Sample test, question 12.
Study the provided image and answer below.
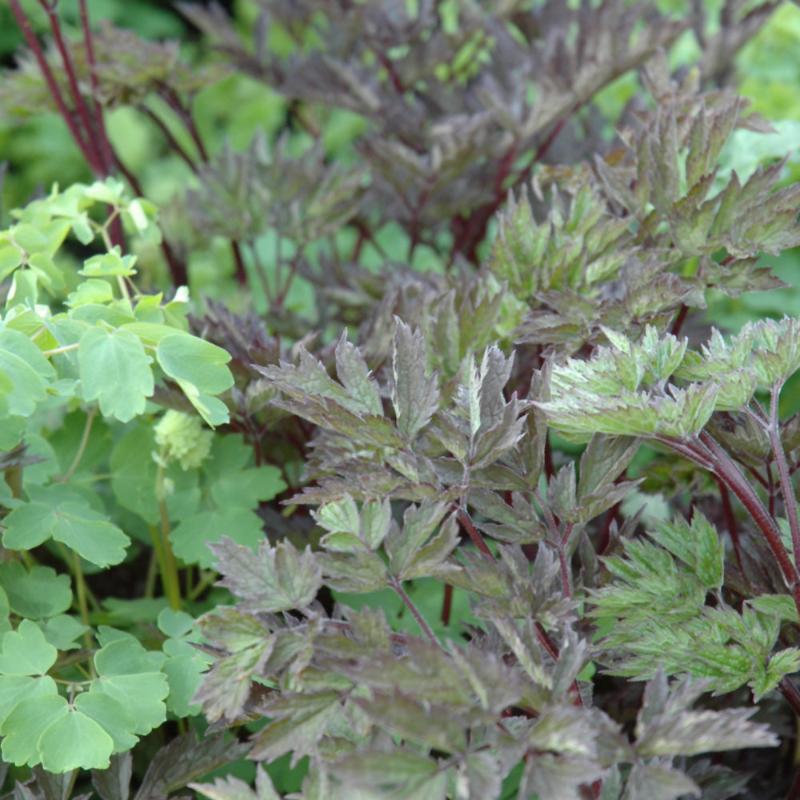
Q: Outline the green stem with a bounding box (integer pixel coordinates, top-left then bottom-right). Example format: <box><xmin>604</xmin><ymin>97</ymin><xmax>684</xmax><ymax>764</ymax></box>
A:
<box><xmin>58</xmin><ymin>407</ymin><xmax>97</xmax><ymax>483</ymax></box>
<box><xmin>155</xmin><ymin>463</ymin><xmax>182</xmax><ymax>609</ymax></box>
<box><xmin>70</xmin><ymin>550</ymin><xmax>95</xmax><ymax>668</ymax></box>
<box><xmin>144</xmin><ymin>549</ymin><xmax>159</xmax><ymax>598</ymax></box>
<box><xmin>43</xmin><ymin>342</ymin><xmax>80</xmax><ymax>357</ymax></box>
<box><xmin>3</xmin><ymin>464</ymin><xmax>23</xmax><ymax>500</ymax></box>
<box><xmin>188</xmin><ymin>569</ymin><xmax>219</xmax><ymax>601</ymax></box>
<box><xmin>158</xmin><ymin>501</ymin><xmax>182</xmax><ymax>610</ymax></box>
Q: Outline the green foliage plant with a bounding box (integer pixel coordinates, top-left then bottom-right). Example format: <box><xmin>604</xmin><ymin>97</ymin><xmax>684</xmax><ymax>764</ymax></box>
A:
<box><xmin>2</xmin><ymin>1</ymin><xmax>800</xmax><ymax>799</ymax></box>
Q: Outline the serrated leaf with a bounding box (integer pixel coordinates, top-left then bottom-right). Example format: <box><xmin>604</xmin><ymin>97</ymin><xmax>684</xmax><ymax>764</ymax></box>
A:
<box><xmin>249</xmin><ymin>692</ymin><xmax>342</xmax><ymax>763</ymax></box>
<box><xmin>194</xmin><ymin>638</ymin><xmax>273</xmax><ymax>723</ymax></box>
<box><xmin>211</xmin><ymin>537</ymin><xmax>322</xmax><ymax>611</ymax></box>
<box><xmin>334</xmin><ymin>334</ymin><xmax>382</xmax><ymax>416</ymax></box>
<box><xmin>386</xmin><ymin>501</ymin><xmax>450</xmax><ymax>577</ymax></box>
<box><xmin>623</xmin><ymin>763</ymin><xmax>699</xmax><ymax>800</ymax></box>
<box><xmin>314</xmin><ymin>496</ymin><xmax>360</xmax><ymax>537</ymax></box>
<box><xmin>192</xmin><ymin>766</ymin><xmax>281</xmax><ymax>800</ymax></box>
<box><xmin>134</xmin><ymin>731</ymin><xmax>247</xmax><ymax>800</ymax></box>
<box><xmin>398</xmin><ymin>513</ymin><xmax>460</xmax><ymax>580</ymax></box>
<box><xmin>92</xmin><ymin>753</ymin><xmax>132</xmax><ymax>800</ymax></box>
<box><xmin>392</xmin><ymin>320</ymin><xmax>439</xmax><ymax>441</ymax></box>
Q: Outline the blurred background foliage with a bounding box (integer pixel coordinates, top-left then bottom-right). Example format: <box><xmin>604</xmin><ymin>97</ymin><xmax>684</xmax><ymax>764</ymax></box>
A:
<box><xmin>1</xmin><ymin>0</ymin><xmax>799</xmax><ymax>326</ymax></box>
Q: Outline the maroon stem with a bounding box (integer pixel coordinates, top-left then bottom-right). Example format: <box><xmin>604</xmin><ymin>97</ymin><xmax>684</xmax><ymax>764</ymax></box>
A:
<box><xmin>456</xmin><ymin>509</ymin><xmax>494</xmax><ymax>559</ymax></box>
<box><xmin>8</xmin><ymin>0</ymin><xmax>99</xmax><ymax>173</ymax></box>
<box><xmin>160</xmin><ymin>85</ymin><xmax>209</xmax><ymax>161</ymax></box>
<box><xmin>558</xmin><ymin>547</ymin><xmax>572</xmax><ymax>599</ymax></box>
<box><xmin>115</xmin><ymin>158</ymin><xmax>188</xmax><ymax>285</ymax></box>
<box><xmin>230</xmin><ymin>241</ymin><xmax>248</xmax><ymax>286</ymax></box>
<box><xmin>670</xmin><ymin>304</ymin><xmax>689</xmax><ymax>337</ymax></box>
<box><xmin>698</xmin><ymin>432</ymin><xmax>799</xmax><ymax>602</ymax></box>
<box><xmin>441</xmin><ymin>583</ymin><xmax>453</xmax><ymax>626</ymax></box>
<box><xmin>139</xmin><ymin>105</ymin><xmax>197</xmax><ymax>169</ymax></box>
<box><xmin>597</xmin><ymin>501</ymin><xmax>621</xmax><ymax>556</ymax></box>
<box><xmin>717</xmin><ymin>478</ymin><xmax>744</xmax><ymax>575</ymax></box>
<box><xmin>768</xmin><ymin>384</ymin><xmax>800</xmax><ymax>573</ymax></box>
<box><xmin>39</xmin><ymin>0</ymin><xmax>105</xmax><ymax>175</ymax></box>
<box><xmin>78</xmin><ymin>0</ymin><xmax>115</xmax><ymax>174</ymax></box>
<box><xmin>544</xmin><ymin>435</ymin><xmax>554</xmax><ymax>479</ymax></box>
<box><xmin>781</xmin><ymin>678</ymin><xmax>800</xmax><ymax>717</ymax></box>
<box><xmin>534</xmin><ymin>623</ymin><xmax>583</xmax><ymax>708</ymax></box>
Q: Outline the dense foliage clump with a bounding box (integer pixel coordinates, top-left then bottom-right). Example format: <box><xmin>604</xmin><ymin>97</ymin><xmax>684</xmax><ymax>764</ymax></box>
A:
<box><xmin>1</xmin><ymin>0</ymin><xmax>800</xmax><ymax>798</ymax></box>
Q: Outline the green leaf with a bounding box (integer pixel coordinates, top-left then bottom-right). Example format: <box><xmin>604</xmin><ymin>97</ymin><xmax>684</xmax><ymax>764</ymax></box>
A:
<box><xmin>80</xmin><ymin>248</ymin><xmax>138</xmax><ymax>278</ymax></box>
<box><xmin>0</xmin><ymin>328</ymin><xmax>55</xmax><ymax>417</ymax></box>
<box><xmin>0</xmin><ymin>562</ymin><xmax>72</xmax><ymax>619</ymax></box>
<box><xmin>170</xmin><ymin>509</ymin><xmax>265</xmax><ymax>568</ymax></box>
<box><xmin>75</xmin><ymin>689</ymin><xmax>139</xmax><ymax>753</ymax></box>
<box><xmin>748</xmin><ymin>594</ymin><xmax>798</xmax><ymax>623</ymax></box>
<box><xmin>38</xmin><ymin>708</ymin><xmax>114</xmax><ymax>772</ymax></box>
<box><xmin>0</xmin><ymin>675</ymin><xmax>57</xmax><ymax>729</ymax></box>
<box><xmin>314</xmin><ymin>496</ymin><xmax>360</xmax><ymax>537</ymax></box>
<box><xmin>157</xmin><ymin>609</ymin><xmax>212</xmax><ymax>717</ymax></box>
<box><xmin>111</xmin><ymin>424</ymin><xmax>200</xmax><ymax>524</ymax></box>
<box><xmin>162</xmin><ymin>642</ymin><xmax>210</xmax><ymax>717</ymax></box>
<box><xmin>0</xmin><ymin>620</ymin><xmax>58</xmax><ymax>676</ymax></box>
<box><xmin>753</xmin><ymin>648</ymin><xmax>800</xmax><ymax>701</ymax></box>
<box><xmin>78</xmin><ymin>327</ymin><xmax>154</xmax><ymax>422</ymax></box>
<box><xmin>1</xmin><ymin>693</ymin><xmax>67</xmax><ymax>767</ymax></box>
<box><xmin>651</xmin><ymin>512</ymin><xmax>724</xmax><ymax>591</ymax></box>
<box><xmin>157</xmin><ymin>609</ymin><xmax>196</xmax><ymax>639</ymax></box>
<box><xmin>156</xmin><ymin>334</ymin><xmax>233</xmax><ymax>426</ymax></box>
<box><xmin>211</xmin><ymin>537</ymin><xmax>322</xmax><ymax>612</ymax></box>
<box><xmin>3</xmin><ymin>488</ymin><xmax>130</xmax><ymax>568</ymax></box>
<box><xmin>93</xmin><ymin>638</ymin><xmax>168</xmax><ymax>736</ymax></box>
<box><xmin>40</xmin><ymin>614</ymin><xmax>89</xmax><ymax>651</ymax></box>
<box><xmin>0</xmin><ymin>244</ymin><xmax>23</xmax><ymax>281</ymax></box>
<box><xmin>209</xmin><ymin>466</ymin><xmax>287</xmax><ymax>509</ymax></box>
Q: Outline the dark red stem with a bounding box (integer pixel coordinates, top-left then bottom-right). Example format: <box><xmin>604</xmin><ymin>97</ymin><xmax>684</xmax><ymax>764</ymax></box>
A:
<box><xmin>457</xmin><ymin>509</ymin><xmax>494</xmax><ymax>559</ymax></box>
<box><xmin>441</xmin><ymin>583</ymin><xmax>453</xmax><ymax>627</ymax></box>
<box><xmin>9</xmin><ymin>0</ymin><xmax>98</xmax><ymax>172</ymax></box>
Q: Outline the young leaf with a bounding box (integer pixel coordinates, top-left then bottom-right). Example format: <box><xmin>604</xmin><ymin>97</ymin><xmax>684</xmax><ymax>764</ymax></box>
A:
<box><xmin>78</xmin><ymin>327</ymin><xmax>154</xmax><ymax>422</ymax></box>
